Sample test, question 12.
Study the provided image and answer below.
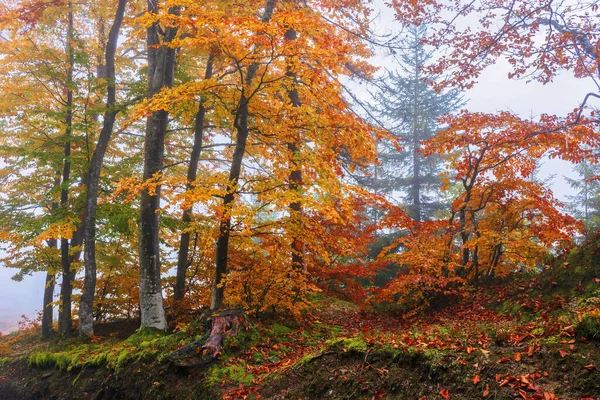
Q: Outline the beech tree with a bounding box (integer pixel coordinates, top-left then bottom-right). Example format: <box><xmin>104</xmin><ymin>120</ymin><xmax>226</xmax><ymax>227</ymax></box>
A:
<box><xmin>137</xmin><ymin>0</ymin><xmax>180</xmax><ymax>330</ymax></box>
<box><xmin>79</xmin><ymin>0</ymin><xmax>128</xmax><ymax>336</ymax></box>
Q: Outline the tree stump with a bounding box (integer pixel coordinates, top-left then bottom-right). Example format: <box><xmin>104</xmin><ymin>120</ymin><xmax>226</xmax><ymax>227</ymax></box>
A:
<box><xmin>166</xmin><ymin>309</ymin><xmax>247</xmax><ymax>368</ymax></box>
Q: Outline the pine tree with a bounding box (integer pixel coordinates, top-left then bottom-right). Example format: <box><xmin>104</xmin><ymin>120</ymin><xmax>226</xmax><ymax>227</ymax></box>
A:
<box><xmin>368</xmin><ymin>25</ymin><xmax>463</xmax><ymax>222</ymax></box>
<box><xmin>566</xmin><ymin>160</ymin><xmax>600</xmax><ymax>234</ymax></box>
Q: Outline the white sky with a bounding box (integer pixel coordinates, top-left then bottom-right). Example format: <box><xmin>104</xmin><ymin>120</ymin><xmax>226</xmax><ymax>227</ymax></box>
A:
<box><xmin>1</xmin><ymin>2</ymin><xmax>598</xmax><ymax>334</ymax></box>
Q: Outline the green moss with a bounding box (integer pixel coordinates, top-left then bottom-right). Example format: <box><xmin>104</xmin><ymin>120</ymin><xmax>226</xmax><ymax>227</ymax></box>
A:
<box><xmin>575</xmin><ymin>315</ymin><xmax>600</xmax><ymax>341</ymax></box>
<box><xmin>0</xmin><ymin>357</ymin><xmax>11</xmax><ymax>366</ymax></box>
<box><xmin>207</xmin><ymin>363</ymin><xmax>255</xmax><ymax>386</ymax></box>
<box><xmin>29</xmin><ymin>352</ymin><xmax>55</xmax><ymax>369</ymax></box>
<box><xmin>531</xmin><ymin>327</ymin><xmax>545</xmax><ymax>336</ymax></box>
<box><xmin>325</xmin><ymin>337</ymin><xmax>368</xmax><ymax>353</ymax></box>
<box><xmin>124</xmin><ymin>327</ymin><xmax>167</xmax><ymax>346</ymax></box>
<box><xmin>252</xmin><ymin>352</ymin><xmax>264</xmax><ymax>363</ymax></box>
<box><xmin>271</xmin><ymin>323</ymin><xmax>293</xmax><ymax>335</ymax></box>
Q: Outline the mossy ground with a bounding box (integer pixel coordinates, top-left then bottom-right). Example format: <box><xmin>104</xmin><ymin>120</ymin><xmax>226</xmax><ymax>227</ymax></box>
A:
<box><xmin>2</xmin><ymin>241</ymin><xmax>600</xmax><ymax>399</ymax></box>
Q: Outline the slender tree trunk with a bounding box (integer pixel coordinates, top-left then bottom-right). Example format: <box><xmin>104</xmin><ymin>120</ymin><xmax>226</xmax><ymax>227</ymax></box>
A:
<box><xmin>79</xmin><ymin>0</ymin><xmax>127</xmax><ymax>336</ymax></box>
<box><xmin>58</xmin><ymin>5</ymin><xmax>75</xmax><ymax>337</ymax></box>
<box><xmin>138</xmin><ymin>1</ymin><xmax>179</xmax><ymax>330</ymax></box>
<box><xmin>412</xmin><ymin>143</ymin><xmax>421</xmax><ymax>223</ymax></box>
<box><xmin>174</xmin><ymin>55</ymin><xmax>214</xmax><ymax>303</ymax></box>
<box><xmin>42</xmin><ymin>175</ymin><xmax>61</xmax><ymax>338</ymax></box>
<box><xmin>284</xmin><ymin>28</ymin><xmax>304</xmax><ymax>275</ymax></box>
<box><xmin>211</xmin><ymin>0</ymin><xmax>277</xmax><ymax>310</ymax></box>
<box><xmin>41</xmin><ymin>240</ymin><xmax>57</xmax><ymax>338</ymax></box>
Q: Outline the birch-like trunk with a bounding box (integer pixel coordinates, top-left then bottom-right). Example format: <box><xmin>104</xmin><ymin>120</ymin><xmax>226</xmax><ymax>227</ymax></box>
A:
<box><xmin>138</xmin><ymin>1</ymin><xmax>179</xmax><ymax>330</ymax></box>
<box><xmin>79</xmin><ymin>0</ymin><xmax>127</xmax><ymax>336</ymax></box>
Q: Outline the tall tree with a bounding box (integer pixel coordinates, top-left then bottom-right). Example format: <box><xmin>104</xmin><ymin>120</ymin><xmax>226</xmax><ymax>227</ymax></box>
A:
<box><xmin>138</xmin><ymin>0</ymin><xmax>179</xmax><ymax>330</ymax></box>
<box><xmin>368</xmin><ymin>25</ymin><xmax>463</xmax><ymax>222</ymax></box>
<box><xmin>173</xmin><ymin>54</ymin><xmax>214</xmax><ymax>303</ymax></box>
<box><xmin>211</xmin><ymin>0</ymin><xmax>277</xmax><ymax>310</ymax></box>
<box><xmin>79</xmin><ymin>0</ymin><xmax>128</xmax><ymax>336</ymax></box>
<box><xmin>57</xmin><ymin>2</ymin><xmax>76</xmax><ymax>337</ymax></box>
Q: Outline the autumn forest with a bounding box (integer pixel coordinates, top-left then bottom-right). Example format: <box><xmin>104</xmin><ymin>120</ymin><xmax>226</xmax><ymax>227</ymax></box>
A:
<box><xmin>0</xmin><ymin>0</ymin><xmax>600</xmax><ymax>399</ymax></box>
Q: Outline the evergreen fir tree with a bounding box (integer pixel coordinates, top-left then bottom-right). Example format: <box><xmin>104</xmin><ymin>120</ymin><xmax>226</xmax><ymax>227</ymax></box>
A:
<box><xmin>367</xmin><ymin>25</ymin><xmax>463</xmax><ymax>222</ymax></box>
<box><xmin>566</xmin><ymin>160</ymin><xmax>600</xmax><ymax>234</ymax></box>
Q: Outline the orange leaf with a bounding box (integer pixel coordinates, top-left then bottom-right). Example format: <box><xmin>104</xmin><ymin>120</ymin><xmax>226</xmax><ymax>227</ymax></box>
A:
<box><xmin>559</xmin><ymin>350</ymin><xmax>568</xmax><ymax>358</ymax></box>
<box><xmin>483</xmin><ymin>384</ymin><xmax>490</xmax><ymax>397</ymax></box>
<box><xmin>514</xmin><ymin>352</ymin><xmax>521</xmax><ymax>362</ymax></box>
<box><xmin>497</xmin><ymin>357</ymin><xmax>511</xmax><ymax>363</ymax></box>
<box><xmin>472</xmin><ymin>375</ymin><xmax>481</xmax><ymax>385</ymax></box>
<box><xmin>439</xmin><ymin>388</ymin><xmax>450</xmax><ymax>399</ymax></box>
<box><xmin>583</xmin><ymin>363</ymin><xmax>596</xmax><ymax>370</ymax></box>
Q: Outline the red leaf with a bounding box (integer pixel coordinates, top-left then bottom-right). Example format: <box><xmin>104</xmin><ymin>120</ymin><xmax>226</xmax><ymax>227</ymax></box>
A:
<box><xmin>559</xmin><ymin>350</ymin><xmax>568</xmax><ymax>358</ymax></box>
<box><xmin>439</xmin><ymin>388</ymin><xmax>450</xmax><ymax>399</ymax></box>
<box><xmin>497</xmin><ymin>357</ymin><xmax>511</xmax><ymax>363</ymax></box>
<box><xmin>472</xmin><ymin>375</ymin><xmax>481</xmax><ymax>385</ymax></box>
<box><xmin>483</xmin><ymin>384</ymin><xmax>490</xmax><ymax>397</ymax></box>
<box><xmin>514</xmin><ymin>352</ymin><xmax>521</xmax><ymax>362</ymax></box>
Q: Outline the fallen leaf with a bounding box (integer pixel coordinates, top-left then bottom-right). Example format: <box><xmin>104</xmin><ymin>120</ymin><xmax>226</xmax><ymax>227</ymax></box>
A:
<box><xmin>514</xmin><ymin>352</ymin><xmax>521</xmax><ymax>362</ymax></box>
<box><xmin>497</xmin><ymin>357</ymin><xmax>511</xmax><ymax>363</ymax></box>
<box><xmin>439</xmin><ymin>388</ymin><xmax>450</xmax><ymax>399</ymax></box>
<box><xmin>559</xmin><ymin>350</ymin><xmax>568</xmax><ymax>358</ymax></box>
<box><xmin>583</xmin><ymin>363</ymin><xmax>596</xmax><ymax>370</ymax></box>
<box><xmin>483</xmin><ymin>384</ymin><xmax>490</xmax><ymax>397</ymax></box>
<box><xmin>472</xmin><ymin>375</ymin><xmax>481</xmax><ymax>385</ymax></box>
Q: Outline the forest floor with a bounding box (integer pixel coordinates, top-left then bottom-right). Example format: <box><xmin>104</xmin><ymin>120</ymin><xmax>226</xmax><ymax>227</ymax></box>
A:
<box><xmin>1</xmin><ymin>243</ymin><xmax>600</xmax><ymax>399</ymax></box>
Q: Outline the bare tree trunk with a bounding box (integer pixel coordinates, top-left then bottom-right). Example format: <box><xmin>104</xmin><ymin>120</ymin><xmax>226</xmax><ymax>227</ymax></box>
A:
<box><xmin>174</xmin><ymin>55</ymin><xmax>214</xmax><ymax>303</ymax></box>
<box><xmin>58</xmin><ymin>5</ymin><xmax>75</xmax><ymax>337</ymax></box>
<box><xmin>79</xmin><ymin>0</ymin><xmax>127</xmax><ymax>336</ymax></box>
<box><xmin>138</xmin><ymin>1</ymin><xmax>179</xmax><ymax>330</ymax></box>
<box><xmin>41</xmin><ymin>238</ymin><xmax>56</xmax><ymax>338</ymax></box>
<box><xmin>42</xmin><ymin>175</ymin><xmax>61</xmax><ymax>338</ymax></box>
<box><xmin>211</xmin><ymin>0</ymin><xmax>277</xmax><ymax>310</ymax></box>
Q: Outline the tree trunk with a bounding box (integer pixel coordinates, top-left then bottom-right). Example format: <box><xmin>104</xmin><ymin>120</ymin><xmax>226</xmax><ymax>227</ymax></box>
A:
<box><xmin>41</xmin><ymin>239</ymin><xmax>56</xmax><ymax>338</ymax></box>
<box><xmin>79</xmin><ymin>0</ymin><xmax>127</xmax><ymax>336</ymax></box>
<box><xmin>284</xmin><ymin>28</ymin><xmax>304</xmax><ymax>279</ymax></box>
<box><xmin>211</xmin><ymin>0</ymin><xmax>277</xmax><ymax>310</ymax></box>
<box><xmin>174</xmin><ymin>55</ymin><xmax>214</xmax><ymax>303</ymax></box>
<box><xmin>138</xmin><ymin>1</ymin><xmax>179</xmax><ymax>330</ymax></box>
<box><xmin>42</xmin><ymin>175</ymin><xmax>61</xmax><ymax>338</ymax></box>
<box><xmin>165</xmin><ymin>309</ymin><xmax>247</xmax><ymax>367</ymax></box>
<box><xmin>411</xmin><ymin>138</ymin><xmax>422</xmax><ymax>222</ymax></box>
<box><xmin>58</xmin><ymin>5</ymin><xmax>75</xmax><ymax>337</ymax></box>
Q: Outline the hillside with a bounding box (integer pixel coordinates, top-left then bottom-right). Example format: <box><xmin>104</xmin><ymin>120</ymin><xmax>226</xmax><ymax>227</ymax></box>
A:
<box><xmin>1</xmin><ymin>238</ymin><xmax>600</xmax><ymax>400</ymax></box>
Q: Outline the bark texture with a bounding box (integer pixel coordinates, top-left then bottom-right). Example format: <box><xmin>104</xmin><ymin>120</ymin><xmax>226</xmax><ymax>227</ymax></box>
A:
<box><xmin>138</xmin><ymin>1</ymin><xmax>179</xmax><ymax>330</ymax></box>
<box><xmin>79</xmin><ymin>0</ymin><xmax>127</xmax><ymax>336</ymax></box>
<box><xmin>284</xmin><ymin>27</ymin><xmax>304</xmax><ymax>274</ymax></box>
<box><xmin>58</xmin><ymin>5</ymin><xmax>75</xmax><ymax>337</ymax></box>
<box><xmin>165</xmin><ymin>309</ymin><xmax>247</xmax><ymax>367</ymax></box>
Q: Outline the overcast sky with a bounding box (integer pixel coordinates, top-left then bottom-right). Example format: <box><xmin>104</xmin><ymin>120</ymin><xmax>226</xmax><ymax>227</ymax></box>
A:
<box><xmin>1</xmin><ymin>2</ymin><xmax>597</xmax><ymax>334</ymax></box>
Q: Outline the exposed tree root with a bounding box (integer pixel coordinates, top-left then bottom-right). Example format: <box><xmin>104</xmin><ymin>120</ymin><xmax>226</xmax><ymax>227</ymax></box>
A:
<box><xmin>166</xmin><ymin>309</ymin><xmax>248</xmax><ymax>368</ymax></box>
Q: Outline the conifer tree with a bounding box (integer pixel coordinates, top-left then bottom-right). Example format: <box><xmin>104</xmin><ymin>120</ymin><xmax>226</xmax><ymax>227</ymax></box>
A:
<box><xmin>368</xmin><ymin>25</ymin><xmax>463</xmax><ymax>222</ymax></box>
